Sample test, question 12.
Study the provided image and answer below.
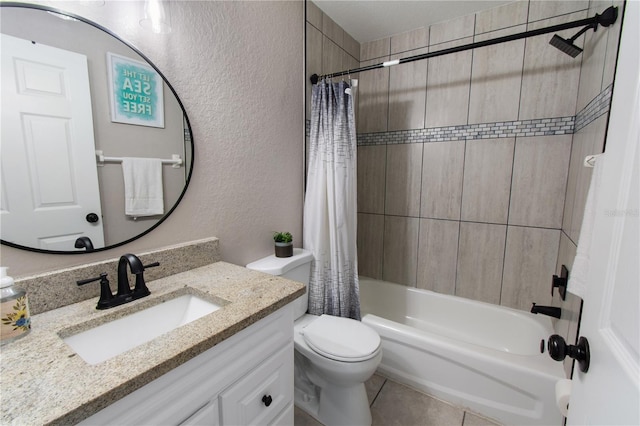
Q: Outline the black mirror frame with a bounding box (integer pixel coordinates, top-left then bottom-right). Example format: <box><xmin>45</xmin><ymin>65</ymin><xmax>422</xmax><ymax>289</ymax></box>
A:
<box><xmin>0</xmin><ymin>2</ymin><xmax>195</xmax><ymax>255</ymax></box>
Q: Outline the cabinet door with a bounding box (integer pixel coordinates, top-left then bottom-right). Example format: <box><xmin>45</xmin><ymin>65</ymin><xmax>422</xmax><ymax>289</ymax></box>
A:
<box><xmin>180</xmin><ymin>400</ymin><xmax>219</xmax><ymax>426</ymax></box>
<box><xmin>219</xmin><ymin>344</ymin><xmax>294</xmax><ymax>425</ymax></box>
<box><xmin>269</xmin><ymin>403</ymin><xmax>294</xmax><ymax>426</ymax></box>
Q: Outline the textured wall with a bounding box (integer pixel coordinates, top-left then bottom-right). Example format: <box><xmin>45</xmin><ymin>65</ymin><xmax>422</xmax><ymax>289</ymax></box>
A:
<box><xmin>2</xmin><ymin>0</ymin><xmax>304</xmax><ymax>276</ymax></box>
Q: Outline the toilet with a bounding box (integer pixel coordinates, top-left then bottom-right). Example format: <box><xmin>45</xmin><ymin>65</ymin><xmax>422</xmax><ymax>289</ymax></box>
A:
<box><xmin>247</xmin><ymin>248</ymin><xmax>382</xmax><ymax>426</ymax></box>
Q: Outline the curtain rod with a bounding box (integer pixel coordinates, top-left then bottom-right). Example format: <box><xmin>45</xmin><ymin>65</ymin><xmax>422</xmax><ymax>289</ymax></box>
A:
<box><xmin>310</xmin><ymin>6</ymin><xmax>617</xmax><ymax>84</ymax></box>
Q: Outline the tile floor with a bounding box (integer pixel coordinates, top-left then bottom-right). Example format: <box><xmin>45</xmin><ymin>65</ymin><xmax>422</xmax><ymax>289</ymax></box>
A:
<box><xmin>294</xmin><ymin>373</ymin><xmax>501</xmax><ymax>426</ymax></box>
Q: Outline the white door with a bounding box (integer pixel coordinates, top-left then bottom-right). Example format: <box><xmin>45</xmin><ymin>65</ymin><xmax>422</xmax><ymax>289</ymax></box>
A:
<box><xmin>0</xmin><ymin>34</ymin><xmax>105</xmax><ymax>251</ymax></box>
<box><xmin>567</xmin><ymin>2</ymin><xmax>639</xmax><ymax>424</ymax></box>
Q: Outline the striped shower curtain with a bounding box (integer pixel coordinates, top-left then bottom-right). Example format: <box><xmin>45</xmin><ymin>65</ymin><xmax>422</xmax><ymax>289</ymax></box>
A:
<box><xmin>303</xmin><ymin>79</ymin><xmax>360</xmax><ymax>320</ymax></box>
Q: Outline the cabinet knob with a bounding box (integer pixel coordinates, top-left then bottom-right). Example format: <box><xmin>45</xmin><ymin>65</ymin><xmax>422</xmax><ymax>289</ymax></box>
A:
<box><xmin>262</xmin><ymin>395</ymin><xmax>273</xmax><ymax>407</ymax></box>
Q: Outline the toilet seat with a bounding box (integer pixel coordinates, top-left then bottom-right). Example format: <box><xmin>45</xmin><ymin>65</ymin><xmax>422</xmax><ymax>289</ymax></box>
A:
<box><xmin>301</xmin><ymin>314</ymin><xmax>380</xmax><ymax>362</ymax></box>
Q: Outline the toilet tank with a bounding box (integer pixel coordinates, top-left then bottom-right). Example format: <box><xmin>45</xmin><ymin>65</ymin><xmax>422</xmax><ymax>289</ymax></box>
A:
<box><xmin>246</xmin><ymin>248</ymin><xmax>313</xmax><ymax>319</ymax></box>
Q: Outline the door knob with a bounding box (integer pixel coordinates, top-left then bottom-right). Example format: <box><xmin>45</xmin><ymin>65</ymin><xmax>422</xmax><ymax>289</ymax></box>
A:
<box><xmin>547</xmin><ymin>334</ymin><xmax>590</xmax><ymax>373</ymax></box>
<box><xmin>86</xmin><ymin>213</ymin><xmax>99</xmax><ymax>223</ymax></box>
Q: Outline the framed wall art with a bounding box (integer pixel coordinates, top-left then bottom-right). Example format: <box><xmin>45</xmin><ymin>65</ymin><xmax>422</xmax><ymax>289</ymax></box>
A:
<box><xmin>107</xmin><ymin>52</ymin><xmax>164</xmax><ymax>128</ymax></box>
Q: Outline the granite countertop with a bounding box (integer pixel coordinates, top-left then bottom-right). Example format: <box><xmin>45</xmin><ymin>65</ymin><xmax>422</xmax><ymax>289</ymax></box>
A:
<box><xmin>0</xmin><ymin>261</ymin><xmax>305</xmax><ymax>425</ymax></box>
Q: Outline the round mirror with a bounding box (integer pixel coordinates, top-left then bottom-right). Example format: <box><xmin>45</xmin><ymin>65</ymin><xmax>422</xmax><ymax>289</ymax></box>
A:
<box><xmin>0</xmin><ymin>3</ymin><xmax>194</xmax><ymax>254</ymax></box>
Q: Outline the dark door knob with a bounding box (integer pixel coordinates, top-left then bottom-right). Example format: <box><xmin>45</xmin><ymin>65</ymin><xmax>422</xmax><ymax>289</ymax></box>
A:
<box><xmin>262</xmin><ymin>395</ymin><xmax>273</xmax><ymax>407</ymax></box>
<box><xmin>547</xmin><ymin>334</ymin><xmax>590</xmax><ymax>373</ymax></box>
<box><xmin>86</xmin><ymin>213</ymin><xmax>99</xmax><ymax>223</ymax></box>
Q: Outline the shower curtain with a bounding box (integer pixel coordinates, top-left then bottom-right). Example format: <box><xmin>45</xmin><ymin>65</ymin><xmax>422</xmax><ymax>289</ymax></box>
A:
<box><xmin>303</xmin><ymin>79</ymin><xmax>360</xmax><ymax>320</ymax></box>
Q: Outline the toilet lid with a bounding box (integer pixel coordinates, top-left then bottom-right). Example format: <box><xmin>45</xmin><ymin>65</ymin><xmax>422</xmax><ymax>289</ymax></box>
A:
<box><xmin>301</xmin><ymin>315</ymin><xmax>380</xmax><ymax>362</ymax></box>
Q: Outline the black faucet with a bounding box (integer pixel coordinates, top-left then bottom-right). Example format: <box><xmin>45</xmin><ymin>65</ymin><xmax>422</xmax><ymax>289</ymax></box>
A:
<box><xmin>76</xmin><ymin>254</ymin><xmax>159</xmax><ymax>310</ymax></box>
<box><xmin>117</xmin><ymin>253</ymin><xmax>144</xmax><ymax>297</ymax></box>
<box><xmin>117</xmin><ymin>254</ymin><xmax>160</xmax><ymax>300</ymax></box>
<box><xmin>531</xmin><ymin>303</ymin><xmax>562</xmax><ymax>319</ymax></box>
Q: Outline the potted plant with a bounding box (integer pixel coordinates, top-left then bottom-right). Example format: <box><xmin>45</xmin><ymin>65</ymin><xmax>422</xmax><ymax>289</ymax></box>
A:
<box><xmin>273</xmin><ymin>231</ymin><xmax>293</xmax><ymax>258</ymax></box>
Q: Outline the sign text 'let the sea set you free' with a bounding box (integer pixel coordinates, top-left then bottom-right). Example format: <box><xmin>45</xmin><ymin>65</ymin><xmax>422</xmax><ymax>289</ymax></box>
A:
<box><xmin>108</xmin><ymin>52</ymin><xmax>164</xmax><ymax>128</ymax></box>
<box><xmin>120</xmin><ymin>68</ymin><xmax>153</xmax><ymax>115</ymax></box>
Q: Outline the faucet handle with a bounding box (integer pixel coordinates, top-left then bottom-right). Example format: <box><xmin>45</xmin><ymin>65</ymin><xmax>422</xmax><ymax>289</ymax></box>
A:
<box><xmin>77</xmin><ymin>273</ymin><xmax>106</xmax><ymax>286</ymax></box>
<box><xmin>133</xmin><ymin>261</ymin><xmax>160</xmax><ymax>297</ymax></box>
<box><xmin>551</xmin><ymin>264</ymin><xmax>569</xmax><ymax>301</ymax></box>
<box><xmin>77</xmin><ymin>273</ymin><xmax>115</xmax><ymax>310</ymax></box>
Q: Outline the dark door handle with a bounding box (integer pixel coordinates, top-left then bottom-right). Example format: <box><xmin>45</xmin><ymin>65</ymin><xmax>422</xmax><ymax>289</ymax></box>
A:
<box><xmin>86</xmin><ymin>213</ymin><xmax>99</xmax><ymax>223</ymax></box>
<box><xmin>547</xmin><ymin>334</ymin><xmax>590</xmax><ymax>373</ymax></box>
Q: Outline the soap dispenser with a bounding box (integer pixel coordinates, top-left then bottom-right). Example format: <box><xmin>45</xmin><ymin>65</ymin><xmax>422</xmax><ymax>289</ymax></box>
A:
<box><xmin>0</xmin><ymin>267</ymin><xmax>31</xmax><ymax>345</ymax></box>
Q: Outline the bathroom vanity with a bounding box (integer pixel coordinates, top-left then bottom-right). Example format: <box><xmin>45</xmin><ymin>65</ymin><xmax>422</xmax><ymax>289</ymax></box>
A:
<box><xmin>0</xmin><ymin>262</ymin><xmax>304</xmax><ymax>425</ymax></box>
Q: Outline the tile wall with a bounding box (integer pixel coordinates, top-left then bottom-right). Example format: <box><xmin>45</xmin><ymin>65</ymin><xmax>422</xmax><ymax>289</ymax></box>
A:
<box><xmin>305</xmin><ymin>2</ymin><xmax>360</xmax><ymax>121</ymax></box>
<box><xmin>552</xmin><ymin>0</ymin><xmax>624</xmax><ymax>377</ymax></box>
<box><xmin>306</xmin><ymin>0</ymin><xmax>624</xmax><ymax>376</ymax></box>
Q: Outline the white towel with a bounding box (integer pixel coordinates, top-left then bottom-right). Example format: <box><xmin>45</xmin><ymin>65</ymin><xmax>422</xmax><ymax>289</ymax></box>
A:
<box><xmin>122</xmin><ymin>158</ymin><xmax>164</xmax><ymax>217</ymax></box>
<box><xmin>568</xmin><ymin>154</ymin><xmax>605</xmax><ymax>298</ymax></box>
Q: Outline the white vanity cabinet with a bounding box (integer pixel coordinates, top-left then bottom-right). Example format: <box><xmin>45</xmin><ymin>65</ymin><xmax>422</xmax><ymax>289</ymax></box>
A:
<box><xmin>80</xmin><ymin>305</ymin><xmax>295</xmax><ymax>426</ymax></box>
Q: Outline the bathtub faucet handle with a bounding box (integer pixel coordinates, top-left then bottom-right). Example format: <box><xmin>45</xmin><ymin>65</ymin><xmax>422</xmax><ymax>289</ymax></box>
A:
<box><xmin>551</xmin><ymin>265</ymin><xmax>569</xmax><ymax>301</ymax></box>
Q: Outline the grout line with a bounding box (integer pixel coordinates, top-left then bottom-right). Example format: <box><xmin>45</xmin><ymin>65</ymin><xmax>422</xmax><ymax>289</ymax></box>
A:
<box><xmin>468</xmin><ymin>13</ymin><xmax>476</xmax><ymax>127</ymax></box>
<box><xmin>370</xmin><ymin>377</ymin><xmax>387</xmax><ymax>407</ymax></box>
<box><xmin>559</xmin><ymin>134</ymin><xmax>574</xmax><ymax>242</ymax></box>
<box><xmin>305</xmin><ymin>19</ymin><xmax>358</xmax><ymax>64</ymax></box>
<box><xmin>572</xmin><ymin>8</ymin><xmax>587</xmax><ymax>115</ymax></box>
<box><xmin>563</xmin><ymin>228</ymin><xmax>577</xmax><ymax>247</ymax></box>
<box><xmin>385</xmin><ymin>37</ymin><xmax>391</xmax><ymax>134</ymax></box>
<box><xmin>414</xmin><ymin>140</ymin><xmax>426</xmax><ymax>289</ymax></box>
<box><xmin>455</xmin><ymin>14</ymin><xmax>477</xmax><ymax>300</ymax></box>
<box><xmin>516</xmin><ymin>0</ymin><xmax>529</xmax><ymax>122</ymax></box>
<box><xmin>498</xmin><ymin>138</ymin><xmax>518</xmax><ymax>306</ymax></box>
<box><xmin>356</xmin><ymin>212</ymin><xmax>564</xmax><ymax>232</ymax></box>
<box><xmin>454</xmin><ymin>139</ymin><xmax>468</xmax><ymax>297</ymax></box>
<box><xmin>380</xmin><ymin>143</ymin><xmax>388</xmax><ymax>280</ymax></box>
<box><xmin>423</xmin><ymin>28</ymin><xmax>430</xmax><ymax>131</ymax></box>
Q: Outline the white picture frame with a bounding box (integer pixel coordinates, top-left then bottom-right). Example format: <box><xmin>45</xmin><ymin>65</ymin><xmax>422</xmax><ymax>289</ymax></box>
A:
<box><xmin>107</xmin><ymin>52</ymin><xmax>164</xmax><ymax>128</ymax></box>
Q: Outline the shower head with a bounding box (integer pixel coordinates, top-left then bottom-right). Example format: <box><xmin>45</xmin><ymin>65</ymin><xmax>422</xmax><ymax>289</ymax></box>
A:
<box><xmin>549</xmin><ymin>34</ymin><xmax>583</xmax><ymax>58</ymax></box>
<box><xmin>549</xmin><ymin>5</ymin><xmax>618</xmax><ymax>57</ymax></box>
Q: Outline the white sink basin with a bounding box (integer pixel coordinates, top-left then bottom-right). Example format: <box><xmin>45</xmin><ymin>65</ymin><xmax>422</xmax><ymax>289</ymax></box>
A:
<box><xmin>63</xmin><ymin>294</ymin><xmax>221</xmax><ymax>365</ymax></box>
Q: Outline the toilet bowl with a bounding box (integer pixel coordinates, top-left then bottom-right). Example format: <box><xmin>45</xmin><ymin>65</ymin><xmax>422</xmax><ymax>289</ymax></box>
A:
<box><xmin>247</xmin><ymin>249</ymin><xmax>381</xmax><ymax>426</ymax></box>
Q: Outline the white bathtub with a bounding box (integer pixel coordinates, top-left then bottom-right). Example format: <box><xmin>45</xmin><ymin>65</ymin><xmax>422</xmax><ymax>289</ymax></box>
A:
<box><xmin>359</xmin><ymin>277</ymin><xmax>565</xmax><ymax>426</ymax></box>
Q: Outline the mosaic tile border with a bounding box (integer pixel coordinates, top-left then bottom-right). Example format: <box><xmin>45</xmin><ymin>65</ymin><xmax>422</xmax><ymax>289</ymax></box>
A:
<box><xmin>305</xmin><ymin>86</ymin><xmax>612</xmax><ymax>143</ymax></box>
<box><xmin>574</xmin><ymin>84</ymin><xmax>612</xmax><ymax>132</ymax></box>
<box><xmin>356</xmin><ymin>117</ymin><xmax>574</xmax><ymax>146</ymax></box>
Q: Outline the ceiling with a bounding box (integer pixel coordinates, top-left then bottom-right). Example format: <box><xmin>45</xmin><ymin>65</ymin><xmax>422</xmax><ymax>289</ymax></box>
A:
<box><xmin>313</xmin><ymin>0</ymin><xmax>514</xmax><ymax>43</ymax></box>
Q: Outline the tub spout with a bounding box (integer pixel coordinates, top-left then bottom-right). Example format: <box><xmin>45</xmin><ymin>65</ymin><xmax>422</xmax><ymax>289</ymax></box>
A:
<box><xmin>530</xmin><ymin>303</ymin><xmax>561</xmax><ymax>319</ymax></box>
